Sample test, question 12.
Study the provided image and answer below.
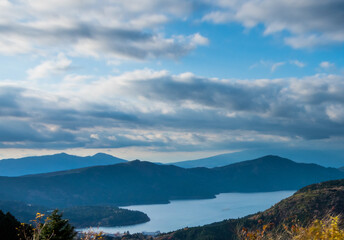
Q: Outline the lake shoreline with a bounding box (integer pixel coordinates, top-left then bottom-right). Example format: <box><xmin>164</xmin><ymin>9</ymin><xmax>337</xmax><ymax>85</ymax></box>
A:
<box><xmin>79</xmin><ymin>191</ymin><xmax>296</xmax><ymax>234</ymax></box>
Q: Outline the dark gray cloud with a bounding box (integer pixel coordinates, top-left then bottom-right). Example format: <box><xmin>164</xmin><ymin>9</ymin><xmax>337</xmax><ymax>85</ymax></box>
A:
<box><xmin>0</xmin><ymin>72</ymin><xmax>343</xmax><ymax>151</ymax></box>
<box><xmin>0</xmin><ymin>119</ymin><xmax>75</xmax><ymax>143</ymax></box>
<box><xmin>0</xmin><ymin>87</ymin><xmax>28</xmax><ymax>117</ymax></box>
<box><xmin>131</xmin><ymin>77</ymin><xmax>275</xmax><ymax>111</ymax></box>
<box><xmin>0</xmin><ymin>23</ymin><xmax>203</xmax><ymax>59</ymax></box>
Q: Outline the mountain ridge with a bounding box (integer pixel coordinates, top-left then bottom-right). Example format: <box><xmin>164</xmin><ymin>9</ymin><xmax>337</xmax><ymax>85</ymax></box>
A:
<box><xmin>0</xmin><ymin>155</ymin><xmax>342</xmax><ymax>208</ymax></box>
<box><xmin>0</xmin><ymin>152</ymin><xmax>127</xmax><ymax>176</ymax></box>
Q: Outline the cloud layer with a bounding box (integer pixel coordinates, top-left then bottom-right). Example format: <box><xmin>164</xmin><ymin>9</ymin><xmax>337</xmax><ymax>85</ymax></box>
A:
<box><xmin>2</xmin><ymin>0</ymin><xmax>343</xmax><ymax>59</ymax></box>
<box><xmin>0</xmin><ymin>0</ymin><xmax>343</xmax><ymax>157</ymax></box>
<box><xmin>1</xmin><ymin>69</ymin><xmax>343</xmax><ymax>151</ymax></box>
<box><xmin>0</xmin><ymin>0</ymin><xmax>207</xmax><ymax>59</ymax></box>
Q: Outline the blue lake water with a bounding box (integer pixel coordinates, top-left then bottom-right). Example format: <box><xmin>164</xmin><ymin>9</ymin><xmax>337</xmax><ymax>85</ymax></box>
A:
<box><xmin>89</xmin><ymin>191</ymin><xmax>295</xmax><ymax>234</ymax></box>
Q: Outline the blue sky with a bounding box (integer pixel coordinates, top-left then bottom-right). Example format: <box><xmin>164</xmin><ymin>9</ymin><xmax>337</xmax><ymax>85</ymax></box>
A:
<box><xmin>0</xmin><ymin>0</ymin><xmax>344</xmax><ymax>162</ymax></box>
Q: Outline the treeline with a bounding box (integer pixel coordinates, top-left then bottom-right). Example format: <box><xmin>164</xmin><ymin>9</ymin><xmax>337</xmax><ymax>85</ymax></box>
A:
<box><xmin>0</xmin><ymin>201</ymin><xmax>149</xmax><ymax>228</ymax></box>
<box><xmin>64</xmin><ymin>206</ymin><xmax>150</xmax><ymax>228</ymax></box>
<box><xmin>0</xmin><ymin>209</ymin><xmax>153</xmax><ymax>240</ymax></box>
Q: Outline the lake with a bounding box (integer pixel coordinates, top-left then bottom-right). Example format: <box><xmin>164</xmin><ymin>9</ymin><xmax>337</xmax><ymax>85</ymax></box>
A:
<box><xmin>89</xmin><ymin>191</ymin><xmax>295</xmax><ymax>234</ymax></box>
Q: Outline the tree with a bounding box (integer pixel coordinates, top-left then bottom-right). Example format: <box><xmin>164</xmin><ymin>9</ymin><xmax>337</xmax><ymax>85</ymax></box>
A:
<box><xmin>0</xmin><ymin>210</ymin><xmax>29</xmax><ymax>240</ymax></box>
<box><xmin>40</xmin><ymin>210</ymin><xmax>76</xmax><ymax>240</ymax></box>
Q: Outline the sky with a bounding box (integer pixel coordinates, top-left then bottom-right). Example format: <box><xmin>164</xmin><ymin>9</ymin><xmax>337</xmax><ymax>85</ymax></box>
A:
<box><xmin>0</xmin><ymin>0</ymin><xmax>344</xmax><ymax>162</ymax></box>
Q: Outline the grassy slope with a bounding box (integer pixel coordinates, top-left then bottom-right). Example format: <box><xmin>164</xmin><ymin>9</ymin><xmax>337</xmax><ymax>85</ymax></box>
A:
<box><xmin>157</xmin><ymin>179</ymin><xmax>344</xmax><ymax>240</ymax></box>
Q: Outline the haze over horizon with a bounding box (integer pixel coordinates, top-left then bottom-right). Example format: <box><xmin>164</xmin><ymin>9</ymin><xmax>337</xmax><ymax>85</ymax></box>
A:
<box><xmin>1</xmin><ymin>0</ymin><xmax>344</xmax><ymax>162</ymax></box>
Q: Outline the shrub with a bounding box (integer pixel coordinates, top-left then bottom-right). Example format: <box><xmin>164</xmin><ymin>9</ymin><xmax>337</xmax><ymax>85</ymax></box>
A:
<box><xmin>240</xmin><ymin>215</ymin><xmax>344</xmax><ymax>240</ymax></box>
<box><xmin>18</xmin><ymin>210</ymin><xmax>76</xmax><ymax>240</ymax></box>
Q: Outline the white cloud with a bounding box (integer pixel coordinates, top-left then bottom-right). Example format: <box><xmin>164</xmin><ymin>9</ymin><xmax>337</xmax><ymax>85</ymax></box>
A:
<box><xmin>204</xmin><ymin>0</ymin><xmax>344</xmax><ymax>48</ymax></box>
<box><xmin>290</xmin><ymin>60</ymin><xmax>305</xmax><ymax>68</ymax></box>
<box><xmin>27</xmin><ymin>53</ymin><xmax>71</xmax><ymax>80</ymax></box>
<box><xmin>251</xmin><ymin>60</ymin><xmax>304</xmax><ymax>72</ymax></box>
<box><xmin>271</xmin><ymin>62</ymin><xmax>285</xmax><ymax>72</ymax></box>
<box><xmin>284</xmin><ymin>34</ymin><xmax>337</xmax><ymax>49</ymax></box>
<box><xmin>326</xmin><ymin>105</ymin><xmax>344</xmax><ymax>123</ymax></box>
<box><xmin>0</xmin><ymin>0</ymin><xmax>204</xmax><ymax>60</ymax></box>
<box><xmin>107</xmin><ymin>136</ymin><xmax>117</xmax><ymax>141</ymax></box>
<box><xmin>190</xmin><ymin>33</ymin><xmax>210</xmax><ymax>46</ymax></box>
<box><xmin>128</xmin><ymin>14</ymin><xmax>169</xmax><ymax>29</ymax></box>
<box><xmin>320</xmin><ymin>61</ymin><xmax>335</xmax><ymax>69</ymax></box>
<box><xmin>202</xmin><ymin>11</ymin><xmax>231</xmax><ymax>23</ymax></box>
<box><xmin>90</xmin><ymin>134</ymin><xmax>100</xmax><ymax>140</ymax></box>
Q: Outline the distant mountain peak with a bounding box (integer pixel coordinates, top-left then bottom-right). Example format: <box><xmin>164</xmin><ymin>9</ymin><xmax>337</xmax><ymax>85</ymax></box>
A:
<box><xmin>129</xmin><ymin>159</ymin><xmax>148</xmax><ymax>165</ymax></box>
<box><xmin>234</xmin><ymin>155</ymin><xmax>296</xmax><ymax>167</ymax></box>
<box><xmin>261</xmin><ymin>154</ymin><xmax>280</xmax><ymax>158</ymax></box>
<box><xmin>53</xmin><ymin>152</ymin><xmax>69</xmax><ymax>156</ymax></box>
<box><xmin>126</xmin><ymin>159</ymin><xmax>161</xmax><ymax>168</ymax></box>
<box><xmin>91</xmin><ymin>153</ymin><xmax>118</xmax><ymax>160</ymax></box>
<box><xmin>257</xmin><ymin>155</ymin><xmax>291</xmax><ymax>161</ymax></box>
<box><xmin>92</xmin><ymin>152</ymin><xmax>113</xmax><ymax>157</ymax></box>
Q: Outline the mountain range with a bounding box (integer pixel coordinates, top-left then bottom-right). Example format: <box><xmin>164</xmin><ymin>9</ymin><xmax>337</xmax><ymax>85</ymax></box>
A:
<box><xmin>1</xmin><ymin>150</ymin><xmax>344</xmax><ymax>177</ymax></box>
<box><xmin>0</xmin><ymin>152</ymin><xmax>126</xmax><ymax>176</ymax></box>
<box><xmin>0</xmin><ymin>155</ymin><xmax>342</xmax><ymax>208</ymax></box>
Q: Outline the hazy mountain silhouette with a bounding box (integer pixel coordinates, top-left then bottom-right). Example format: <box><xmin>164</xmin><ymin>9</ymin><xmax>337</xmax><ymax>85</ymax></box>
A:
<box><xmin>0</xmin><ymin>153</ymin><xmax>126</xmax><ymax>176</ymax></box>
<box><xmin>172</xmin><ymin>149</ymin><xmax>344</xmax><ymax>168</ymax></box>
